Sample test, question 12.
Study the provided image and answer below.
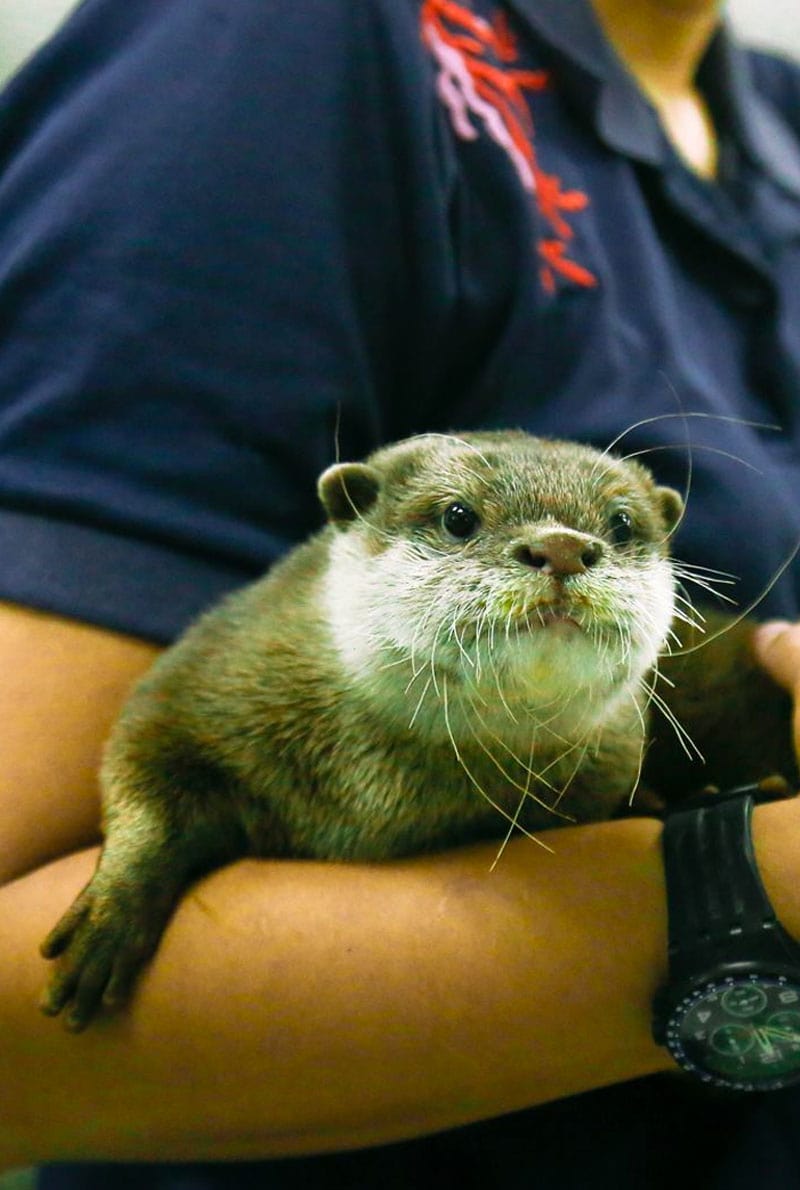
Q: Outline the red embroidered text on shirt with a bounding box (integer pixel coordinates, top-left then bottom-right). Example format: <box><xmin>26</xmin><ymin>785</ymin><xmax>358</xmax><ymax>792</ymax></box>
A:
<box><xmin>421</xmin><ymin>0</ymin><xmax>597</xmax><ymax>293</ymax></box>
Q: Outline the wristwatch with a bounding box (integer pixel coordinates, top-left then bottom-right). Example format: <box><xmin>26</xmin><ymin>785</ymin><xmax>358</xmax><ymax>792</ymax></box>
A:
<box><xmin>652</xmin><ymin>780</ymin><xmax>800</xmax><ymax>1091</ymax></box>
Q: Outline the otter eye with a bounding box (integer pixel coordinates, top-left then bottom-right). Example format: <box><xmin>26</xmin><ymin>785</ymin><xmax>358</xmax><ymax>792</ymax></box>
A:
<box><xmin>443</xmin><ymin>503</ymin><xmax>479</xmax><ymax>540</ymax></box>
<box><xmin>608</xmin><ymin>509</ymin><xmax>635</xmax><ymax>547</ymax></box>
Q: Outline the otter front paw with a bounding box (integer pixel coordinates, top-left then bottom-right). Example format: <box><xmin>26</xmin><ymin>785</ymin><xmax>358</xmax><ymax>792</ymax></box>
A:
<box><xmin>39</xmin><ymin>877</ymin><xmax>168</xmax><ymax>1031</ymax></box>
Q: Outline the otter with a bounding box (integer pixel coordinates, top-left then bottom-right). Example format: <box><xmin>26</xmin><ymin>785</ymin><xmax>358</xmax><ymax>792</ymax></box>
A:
<box><xmin>39</xmin><ymin>430</ymin><xmax>797</xmax><ymax>1030</ymax></box>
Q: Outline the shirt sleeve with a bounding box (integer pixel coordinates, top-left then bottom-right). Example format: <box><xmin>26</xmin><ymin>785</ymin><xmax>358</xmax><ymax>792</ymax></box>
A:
<box><xmin>0</xmin><ymin>0</ymin><xmax>455</xmax><ymax>642</ymax></box>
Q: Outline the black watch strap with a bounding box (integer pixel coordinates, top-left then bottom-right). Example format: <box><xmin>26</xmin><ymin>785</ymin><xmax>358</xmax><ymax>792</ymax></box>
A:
<box><xmin>662</xmin><ymin>784</ymin><xmax>798</xmax><ymax>983</ymax></box>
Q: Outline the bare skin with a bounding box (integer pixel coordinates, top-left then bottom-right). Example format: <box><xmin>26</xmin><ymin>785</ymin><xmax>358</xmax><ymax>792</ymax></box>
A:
<box><xmin>756</xmin><ymin>621</ymin><xmax>800</xmax><ymax>746</ymax></box>
<box><xmin>1</xmin><ymin>605</ymin><xmax>800</xmax><ymax>1169</ymax></box>
<box><xmin>0</xmin><ymin>606</ymin><xmax>678</xmax><ymax>1167</ymax></box>
<box><xmin>589</xmin><ymin>0</ymin><xmax>724</xmax><ymax>177</ymax></box>
<box><xmin>0</xmin><ymin>605</ymin><xmax>160</xmax><ymax>887</ymax></box>
<box><xmin>2</xmin><ymin>817</ymin><xmax>672</xmax><ymax>1166</ymax></box>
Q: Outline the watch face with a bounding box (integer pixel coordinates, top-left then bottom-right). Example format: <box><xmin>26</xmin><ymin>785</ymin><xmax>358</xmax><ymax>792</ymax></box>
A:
<box><xmin>665</xmin><ymin>974</ymin><xmax>800</xmax><ymax>1091</ymax></box>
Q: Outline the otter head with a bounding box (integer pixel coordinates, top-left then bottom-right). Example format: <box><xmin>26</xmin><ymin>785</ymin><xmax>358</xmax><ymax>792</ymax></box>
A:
<box><xmin>318</xmin><ymin>432</ymin><xmax>683</xmax><ymax>739</ymax></box>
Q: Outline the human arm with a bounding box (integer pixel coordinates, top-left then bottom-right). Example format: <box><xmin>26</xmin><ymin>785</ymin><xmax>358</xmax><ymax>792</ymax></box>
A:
<box><xmin>2</xmin><ymin>821</ymin><xmax>671</xmax><ymax>1168</ymax></box>
<box><xmin>0</xmin><ymin>600</ymin><xmax>679</xmax><ymax>1167</ymax></box>
<box><xmin>6</xmin><ymin>602</ymin><xmax>800</xmax><ymax>1169</ymax></box>
<box><xmin>0</xmin><ymin>602</ymin><xmax>161</xmax><ymax>886</ymax></box>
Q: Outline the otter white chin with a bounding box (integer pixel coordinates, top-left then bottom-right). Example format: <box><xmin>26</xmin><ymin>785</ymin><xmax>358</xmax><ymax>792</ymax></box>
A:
<box><xmin>39</xmin><ymin>429</ymin><xmax>796</xmax><ymax>1031</ymax></box>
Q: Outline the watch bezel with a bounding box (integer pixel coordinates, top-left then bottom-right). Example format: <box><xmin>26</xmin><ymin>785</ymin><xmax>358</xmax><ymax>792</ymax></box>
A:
<box><xmin>657</xmin><ymin>965</ymin><xmax>800</xmax><ymax>1092</ymax></box>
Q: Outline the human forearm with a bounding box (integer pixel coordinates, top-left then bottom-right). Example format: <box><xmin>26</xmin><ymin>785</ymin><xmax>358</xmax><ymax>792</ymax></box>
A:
<box><xmin>0</xmin><ymin>602</ymin><xmax>671</xmax><ymax>1168</ymax></box>
<box><xmin>0</xmin><ymin>602</ymin><xmax>161</xmax><ymax>885</ymax></box>
<box><xmin>6</xmin><ymin>609</ymin><xmax>800</xmax><ymax>1169</ymax></box>
<box><xmin>1</xmin><ymin>819</ymin><xmax>672</xmax><ymax>1167</ymax></box>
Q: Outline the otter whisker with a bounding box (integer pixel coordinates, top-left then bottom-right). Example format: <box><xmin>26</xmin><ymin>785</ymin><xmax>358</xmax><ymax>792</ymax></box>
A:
<box><xmin>663</xmin><ymin>615</ymin><xmax>703</xmax><ymax>648</ymax></box>
<box><xmin>407</xmin><ymin>432</ymin><xmax>493</xmax><ymax>469</ymax></box>
<box><xmin>623</xmin><ymin>688</ymin><xmax>650</xmax><ymax>808</ymax></box>
<box><xmin>601</xmin><ymin>411</ymin><xmax>780</xmax><ymax>459</ymax></box>
<box><xmin>640</xmin><ymin>674</ymin><xmax>703</xmax><ymax>761</ymax></box>
<box><xmin>672</xmin><ymin>592</ymin><xmax>705</xmax><ymax>623</ymax></box>
<box><xmin>478</xmin><ymin>617</ymin><xmax>525</xmax><ymax>725</ymax></box>
<box><xmin>472</xmin><ymin>609</ymin><xmax>487</xmax><ymax>684</ymax></box>
<box><xmin>440</xmin><ymin>677</ymin><xmax>555</xmax><ymax>850</ymax></box>
<box><xmin>466</xmin><ymin>719</ymin><xmax>564</xmax><ymax>808</ymax></box>
<box><xmin>448</xmin><ymin>617</ymin><xmax>475</xmax><ymax>669</ymax></box>
<box><xmin>663</xmin><ymin>627</ymin><xmax>684</xmax><ymax>652</ymax></box>
<box><xmin>612</xmin><ymin>619</ymin><xmax>631</xmax><ymax>672</ymax></box>
<box><xmin>465</xmin><ymin>697</ymin><xmax>554</xmax><ymax>783</ymax></box>
<box><xmin>415</xmin><ymin>595</ymin><xmax>459</xmax><ymax>696</ymax></box>
<box><xmin>535</xmin><ymin>733</ymin><xmax>590</xmax><ymax>782</ymax></box>
<box><xmin>669</xmin><ymin>534</ymin><xmax>800</xmax><ymax>658</ymax></box>
<box><xmin>491</xmin><ymin>665</ymin><xmax>520</xmax><ymax>726</ymax></box>
<box><xmin>591</xmin><ymin>412</ymin><xmax>777</xmax><ymax>547</ymax></box>
<box><xmin>490</xmin><ymin>787</ymin><xmax>532</xmax><ymax>872</ymax></box>
<box><xmin>403</xmin><ymin>659</ymin><xmax>428</xmax><ymax>693</ymax></box>
<box><xmin>490</xmin><ymin>733</ymin><xmax>540</xmax><ymax>871</ymax></box>
<box><xmin>550</xmin><ymin>736</ymin><xmax>594</xmax><ymax>810</ymax></box>
<box><xmin>408</xmin><ymin>674</ymin><xmax>434</xmax><ymax>730</ymax></box>
<box><xmin>672</xmin><ymin>561</ymin><xmax>738</xmax><ymax>581</ymax></box>
<box><xmin>521</xmin><ymin>677</ymin><xmax>595</xmax><ymax>733</ymax></box>
<box><xmin>463</xmin><ymin>701</ymin><xmax>578</xmax><ymax>823</ymax></box>
<box><xmin>673</xmin><ymin>569</ymin><xmax>738</xmax><ymax>605</ymax></box>
<box><xmin>504</xmin><ymin>605</ymin><xmax>516</xmax><ymax>645</ymax></box>
<box><xmin>670</xmin><ymin>595</ymin><xmax>707</xmax><ymax>635</ymax></box>
<box><xmin>624</xmin><ymin>442</ymin><xmax>763</xmax><ymax>476</ymax></box>
<box><xmin>651</xmin><ymin>665</ymin><xmax>675</xmax><ymax>689</ymax></box>
<box><xmin>428</xmin><ymin>622</ymin><xmax>444</xmax><ymax>701</ymax></box>
<box><xmin>378</xmin><ymin>653</ymin><xmax>415</xmax><ymax>674</ymax></box>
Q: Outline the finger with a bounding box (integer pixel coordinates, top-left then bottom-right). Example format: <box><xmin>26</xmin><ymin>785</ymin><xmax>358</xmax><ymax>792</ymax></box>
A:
<box><xmin>752</xmin><ymin>620</ymin><xmax>800</xmax><ymax>692</ymax></box>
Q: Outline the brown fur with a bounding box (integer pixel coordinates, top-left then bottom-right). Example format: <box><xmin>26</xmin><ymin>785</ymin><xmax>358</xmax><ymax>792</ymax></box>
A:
<box><xmin>39</xmin><ymin>430</ymin><xmax>796</xmax><ymax>1030</ymax></box>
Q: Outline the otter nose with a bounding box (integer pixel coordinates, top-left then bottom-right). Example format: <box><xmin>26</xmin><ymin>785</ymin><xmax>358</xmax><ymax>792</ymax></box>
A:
<box><xmin>513</xmin><ymin>530</ymin><xmax>603</xmax><ymax>577</ymax></box>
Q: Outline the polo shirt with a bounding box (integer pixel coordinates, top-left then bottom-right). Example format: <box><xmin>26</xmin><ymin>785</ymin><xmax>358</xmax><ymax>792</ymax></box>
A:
<box><xmin>0</xmin><ymin>0</ymin><xmax>799</xmax><ymax>649</ymax></box>
<box><xmin>3</xmin><ymin>0</ymin><xmax>800</xmax><ymax>1186</ymax></box>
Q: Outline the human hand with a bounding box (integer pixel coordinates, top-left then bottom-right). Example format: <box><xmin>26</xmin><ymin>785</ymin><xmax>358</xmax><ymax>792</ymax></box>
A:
<box><xmin>752</xmin><ymin>620</ymin><xmax>800</xmax><ymax>761</ymax></box>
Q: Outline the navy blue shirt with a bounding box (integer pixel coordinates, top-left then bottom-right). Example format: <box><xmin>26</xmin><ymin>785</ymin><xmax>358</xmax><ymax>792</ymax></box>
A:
<box><xmin>1</xmin><ymin>0</ymin><xmax>800</xmax><ymax>645</ymax></box>
<box><xmin>3</xmin><ymin>0</ymin><xmax>800</xmax><ymax>1186</ymax></box>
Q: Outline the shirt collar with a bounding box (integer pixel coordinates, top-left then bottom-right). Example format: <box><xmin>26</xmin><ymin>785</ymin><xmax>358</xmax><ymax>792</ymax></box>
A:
<box><xmin>505</xmin><ymin>0</ymin><xmax>800</xmax><ymax>199</ymax></box>
<box><xmin>701</xmin><ymin>32</ymin><xmax>800</xmax><ymax>199</ymax></box>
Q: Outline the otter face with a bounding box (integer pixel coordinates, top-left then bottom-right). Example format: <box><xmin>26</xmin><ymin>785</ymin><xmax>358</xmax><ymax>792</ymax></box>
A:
<box><xmin>319</xmin><ymin>432</ymin><xmax>682</xmax><ymax>736</ymax></box>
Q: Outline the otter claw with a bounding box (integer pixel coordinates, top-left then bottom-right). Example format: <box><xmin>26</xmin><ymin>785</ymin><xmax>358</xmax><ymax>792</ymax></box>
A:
<box><xmin>40</xmin><ymin>892</ymin><xmax>91</xmax><ymax>961</ymax></box>
<box><xmin>40</xmin><ymin>879</ymin><xmax>166</xmax><ymax>1029</ymax></box>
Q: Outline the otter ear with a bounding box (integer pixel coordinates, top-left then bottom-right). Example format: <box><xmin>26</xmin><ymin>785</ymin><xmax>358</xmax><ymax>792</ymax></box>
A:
<box><xmin>657</xmin><ymin>486</ymin><xmax>684</xmax><ymax>535</ymax></box>
<box><xmin>318</xmin><ymin>462</ymin><xmax>381</xmax><ymax>526</ymax></box>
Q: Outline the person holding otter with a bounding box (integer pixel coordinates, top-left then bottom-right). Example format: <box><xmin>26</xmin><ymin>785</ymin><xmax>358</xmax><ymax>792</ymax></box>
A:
<box><xmin>1</xmin><ymin>0</ymin><xmax>800</xmax><ymax>1186</ymax></box>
